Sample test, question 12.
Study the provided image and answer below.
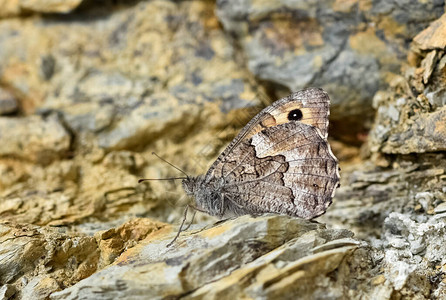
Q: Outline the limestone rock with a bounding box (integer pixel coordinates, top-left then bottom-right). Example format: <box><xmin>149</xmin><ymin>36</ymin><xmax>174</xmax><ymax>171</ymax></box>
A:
<box><xmin>216</xmin><ymin>0</ymin><xmax>444</xmax><ymax>140</ymax></box>
<box><xmin>0</xmin><ymin>222</ymin><xmax>98</xmax><ymax>298</ymax></box>
<box><xmin>50</xmin><ymin>215</ymin><xmax>366</xmax><ymax>299</ymax></box>
<box><xmin>0</xmin><ymin>1</ymin><xmax>446</xmax><ymax>299</ymax></box>
<box><xmin>0</xmin><ymin>114</ymin><xmax>70</xmax><ymax>164</ymax></box>
<box><xmin>0</xmin><ymin>218</ymin><xmax>166</xmax><ymax>299</ymax></box>
<box><xmin>0</xmin><ymin>0</ymin><xmax>83</xmax><ymax>17</ymax></box>
<box><xmin>414</xmin><ymin>12</ymin><xmax>446</xmax><ymax>51</ymax></box>
<box><xmin>321</xmin><ymin>154</ymin><xmax>446</xmax><ymax>297</ymax></box>
<box><xmin>322</xmin><ymin>155</ymin><xmax>446</xmax><ymax>240</ymax></box>
<box><xmin>367</xmin><ymin>12</ymin><xmax>446</xmax><ymax>155</ymax></box>
<box><xmin>381</xmin><ymin>213</ymin><xmax>446</xmax><ymax>298</ymax></box>
<box><xmin>20</xmin><ymin>0</ymin><xmax>83</xmax><ymax>13</ymax></box>
<box><xmin>0</xmin><ymin>88</ymin><xmax>18</xmax><ymax>115</ymax></box>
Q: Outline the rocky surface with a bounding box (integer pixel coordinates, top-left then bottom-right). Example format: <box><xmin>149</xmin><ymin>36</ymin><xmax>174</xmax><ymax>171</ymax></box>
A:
<box><xmin>0</xmin><ymin>0</ymin><xmax>445</xmax><ymax>299</ymax></box>
<box><xmin>216</xmin><ymin>0</ymin><xmax>444</xmax><ymax>142</ymax></box>
<box><xmin>0</xmin><ymin>0</ymin><xmax>83</xmax><ymax>17</ymax></box>
<box><xmin>51</xmin><ymin>216</ymin><xmax>366</xmax><ymax>299</ymax></box>
<box><xmin>0</xmin><ymin>88</ymin><xmax>18</xmax><ymax>115</ymax></box>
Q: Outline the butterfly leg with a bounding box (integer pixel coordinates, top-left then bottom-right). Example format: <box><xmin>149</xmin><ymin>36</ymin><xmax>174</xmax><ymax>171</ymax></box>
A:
<box><xmin>166</xmin><ymin>205</ymin><xmax>189</xmax><ymax>247</ymax></box>
<box><xmin>188</xmin><ymin>204</ymin><xmax>207</xmax><ymax>214</ymax></box>
<box><xmin>183</xmin><ymin>210</ymin><xmax>197</xmax><ymax>231</ymax></box>
<box><xmin>221</xmin><ymin>193</ymin><xmax>247</xmax><ymax>217</ymax></box>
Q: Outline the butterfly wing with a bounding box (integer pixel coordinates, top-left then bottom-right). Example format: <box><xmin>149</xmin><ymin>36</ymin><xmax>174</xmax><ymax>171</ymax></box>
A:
<box><xmin>204</xmin><ymin>88</ymin><xmax>339</xmax><ymax>219</ymax></box>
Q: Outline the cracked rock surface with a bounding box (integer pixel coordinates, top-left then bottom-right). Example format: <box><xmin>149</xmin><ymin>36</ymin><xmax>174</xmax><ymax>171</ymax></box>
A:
<box><xmin>0</xmin><ymin>1</ymin><xmax>445</xmax><ymax>299</ymax></box>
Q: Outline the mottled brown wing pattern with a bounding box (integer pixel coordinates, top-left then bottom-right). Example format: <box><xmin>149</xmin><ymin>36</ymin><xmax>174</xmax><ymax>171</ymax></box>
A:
<box><xmin>207</xmin><ymin>88</ymin><xmax>331</xmax><ymax>178</ymax></box>
<box><xmin>202</xmin><ymin>87</ymin><xmax>339</xmax><ymax>219</ymax></box>
<box><xmin>219</xmin><ymin>122</ymin><xmax>339</xmax><ymax>218</ymax></box>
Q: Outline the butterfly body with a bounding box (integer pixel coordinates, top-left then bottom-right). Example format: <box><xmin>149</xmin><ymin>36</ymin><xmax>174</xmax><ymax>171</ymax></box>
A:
<box><xmin>182</xmin><ymin>175</ymin><xmax>246</xmax><ymax>218</ymax></box>
<box><xmin>183</xmin><ymin>88</ymin><xmax>340</xmax><ymax>220</ymax></box>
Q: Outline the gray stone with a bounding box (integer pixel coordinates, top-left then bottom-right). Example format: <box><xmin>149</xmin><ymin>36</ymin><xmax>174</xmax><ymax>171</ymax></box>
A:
<box><xmin>426</xmin><ymin>88</ymin><xmax>446</xmax><ymax>108</ymax></box>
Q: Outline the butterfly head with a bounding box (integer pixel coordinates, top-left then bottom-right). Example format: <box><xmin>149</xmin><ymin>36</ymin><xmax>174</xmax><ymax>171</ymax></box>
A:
<box><xmin>181</xmin><ymin>176</ymin><xmax>202</xmax><ymax>196</ymax></box>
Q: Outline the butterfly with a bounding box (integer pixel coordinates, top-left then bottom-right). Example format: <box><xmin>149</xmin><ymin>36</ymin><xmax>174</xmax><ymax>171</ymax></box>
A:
<box><xmin>182</xmin><ymin>87</ymin><xmax>340</xmax><ymax>220</ymax></box>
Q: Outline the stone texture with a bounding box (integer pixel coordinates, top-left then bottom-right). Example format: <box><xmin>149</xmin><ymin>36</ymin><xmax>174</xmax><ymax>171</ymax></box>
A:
<box><xmin>0</xmin><ymin>114</ymin><xmax>70</xmax><ymax>164</ymax></box>
<box><xmin>20</xmin><ymin>0</ymin><xmax>83</xmax><ymax>13</ymax></box>
<box><xmin>51</xmin><ymin>215</ymin><xmax>369</xmax><ymax>299</ymax></box>
<box><xmin>367</xmin><ymin>12</ymin><xmax>446</xmax><ymax>155</ymax></box>
<box><xmin>0</xmin><ymin>218</ymin><xmax>166</xmax><ymax>299</ymax></box>
<box><xmin>0</xmin><ymin>1</ymin><xmax>445</xmax><ymax>299</ymax></box>
<box><xmin>0</xmin><ymin>88</ymin><xmax>18</xmax><ymax>115</ymax></box>
<box><xmin>0</xmin><ymin>0</ymin><xmax>83</xmax><ymax>17</ymax></box>
<box><xmin>216</xmin><ymin>0</ymin><xmax>444</xmax><ymax>141</ymax></box>
<box><xmin>414</xmin><ymin>12</ymin><xmax>446</xmax><ymax>51</ymax></box>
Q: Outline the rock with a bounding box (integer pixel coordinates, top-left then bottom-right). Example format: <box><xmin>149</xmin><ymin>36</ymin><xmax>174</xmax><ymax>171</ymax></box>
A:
<box><xmin>50</xmin><ymin>215</ymin><xmax>365</xmax><ymax>299</ymax></box>
<box><xmin>216</xmin><ymin>0</ymin><xmax>444</xmax><ymax>140</ymax></box>
<box><xmin>0</xmin><ymin>0</ymin><xmax>260</xmax><ymax>155</ymax></box>
<box><xmin>20</xmin><ymin>0</ymin><xmax>83</xmax><ymax>13</ymax></box>
<box><xmin>380</xmin><ymin>107</ymin><xmax>446</xmax><ymax>154</ymax></box>
<box><xmin>0</xmin><ymin>0</ymin><xmax>22</xmax><ymax>18</ymax></box>
<box><xmin>413</xmin><ymin>12</ymin><xmax>446</xmax><ymax>51</ymax></box>
<box><xmin>426</xmin><ymin>88</ymin><xmax>446</xmax><ymax>108</ymax></box>
<box><xmin>1</xmin><ymin>1</ymin><xmax>446</xmax><ymax>299</ymax></box>
<box><xmin>96</xmin><ymin>92</ymin><xmax>197</xmax><ymax>150</ymax></box>
<box><xmin>0</xmin><ymin>284</ymin><xmax>16</xmax><ymax>299</ymax></box>
<box><xmin>0</xmin><ymin>222</ymin><xmax>97</xmax><ymax>287</ymax></box>
<box><xmin>382</xmin><ymin>212</ymin><xmax>446</xmax><ymax>297</ymax></box>
<box><xmin>0</xmin><ymin>88</ymin><xmax>18</xmax><ymax>115</ymax></box>
<box><xmin>321</xmin><ymin>155</ymin><xmax>446</xmax><ymax>241</ymax></box>
<box><xmin>0</xmin><ymin>116</ymin><xmax>71</xmax><ymax>164</ymax></box>
<box><xmin>367</xmin><ymin>11</ymin><xmax>446</xmax><ymax>155</ymax></box>
<box><xmin>0</xmin><ymin>218</ymin><xmax>166</xmax><ymax>299</ymax></box>
<box><xmin>21</xmin><ymin>276</ymin><xmax>61</xmax><ymax>300</ymax></box>
<box><xmin>0</xmin><ymin>114</ymin><xmax>70</xmax><ymax>164</ymax></box>
<box><xmin>0</xmin><ymin>0</ymin><xmax>83</xmax><ymax>17</ymax></box>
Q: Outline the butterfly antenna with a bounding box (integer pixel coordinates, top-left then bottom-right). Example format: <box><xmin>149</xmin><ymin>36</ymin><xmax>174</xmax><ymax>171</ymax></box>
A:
<box><xmin>166</xmin><ymin>205</ymin><xmax>189</xmax><ymax>247</ymax></box>
<box><xmin>152</xmin><ymin>152</ymin><xmax>189</xmax><ymax>177</ymax></box>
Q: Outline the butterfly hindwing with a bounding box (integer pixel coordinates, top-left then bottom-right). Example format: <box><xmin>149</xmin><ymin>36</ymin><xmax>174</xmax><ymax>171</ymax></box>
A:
<box><xmin>217</xmin><ymin>122</ymin><xmax>339</xmax><ymax>218</ymax></box>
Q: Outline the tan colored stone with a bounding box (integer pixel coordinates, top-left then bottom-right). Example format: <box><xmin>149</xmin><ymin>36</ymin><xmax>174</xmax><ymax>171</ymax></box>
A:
<box><xmin>380</xmin><ymin>107</ymin><xmax>446</xmax><ymax>154</ymax></box>
<box><xmin>0</xmin><ymin>0</ymin><xmax>82</xmax><ymax>17</ymax></box>
<box><xmin>95</xmin><ymin>218</ymin><xmax>167</xmax><ymax>269</ymax></box>
<box><xmin>0</xmin><ymin>0</ymin><xmax>21</xmax><ymax>18</ymax></box>
<box><xmin>0</xmin><ymin>115</ymin><xmax>70</xmax><ymax>164</ymax></box>
<box><xmin>372</xmin><ymin>274</ymin><xmax>386</xmax><ymax>285</ymax></box>
<box><xmin>0</xmin><ymin>218</ymin><xmax>166</xmax><ymax>299</ymax></box>
<box><xmin>422</xmin><ymin>50</ymin><xmax>438</xmax><ymax>84</ymax></box>
<box><xmin>414</xmin><ymin>13</ymin><xmax>446</xmax><ymax>50</ymax></box>
<box><xmin>333</xmin><ymin>0</ymin><xmax>358</xmax><ymax>13</ymax></box>
<box><xmin>50</xmin><ymin>216</ymin><xmax>363</xmax><ymax>299</ymax></box>
<box><xmin>20</xmin><ymin>0</ymin><xmax>83</xmax><ymax>13</ymax></box>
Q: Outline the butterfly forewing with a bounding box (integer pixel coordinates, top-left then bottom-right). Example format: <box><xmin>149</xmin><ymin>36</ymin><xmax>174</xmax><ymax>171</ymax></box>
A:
<box><xmin>207</xmin><ymin>88</ymin><xmax>331</xmax><ymax>176</ymax></box>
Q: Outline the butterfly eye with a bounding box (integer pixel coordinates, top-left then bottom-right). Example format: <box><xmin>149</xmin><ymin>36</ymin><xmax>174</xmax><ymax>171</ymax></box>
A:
<box><xmin>288</xmin><ymin>109</ymin><xmax>303</xmax><ymax>121</ymax></box>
